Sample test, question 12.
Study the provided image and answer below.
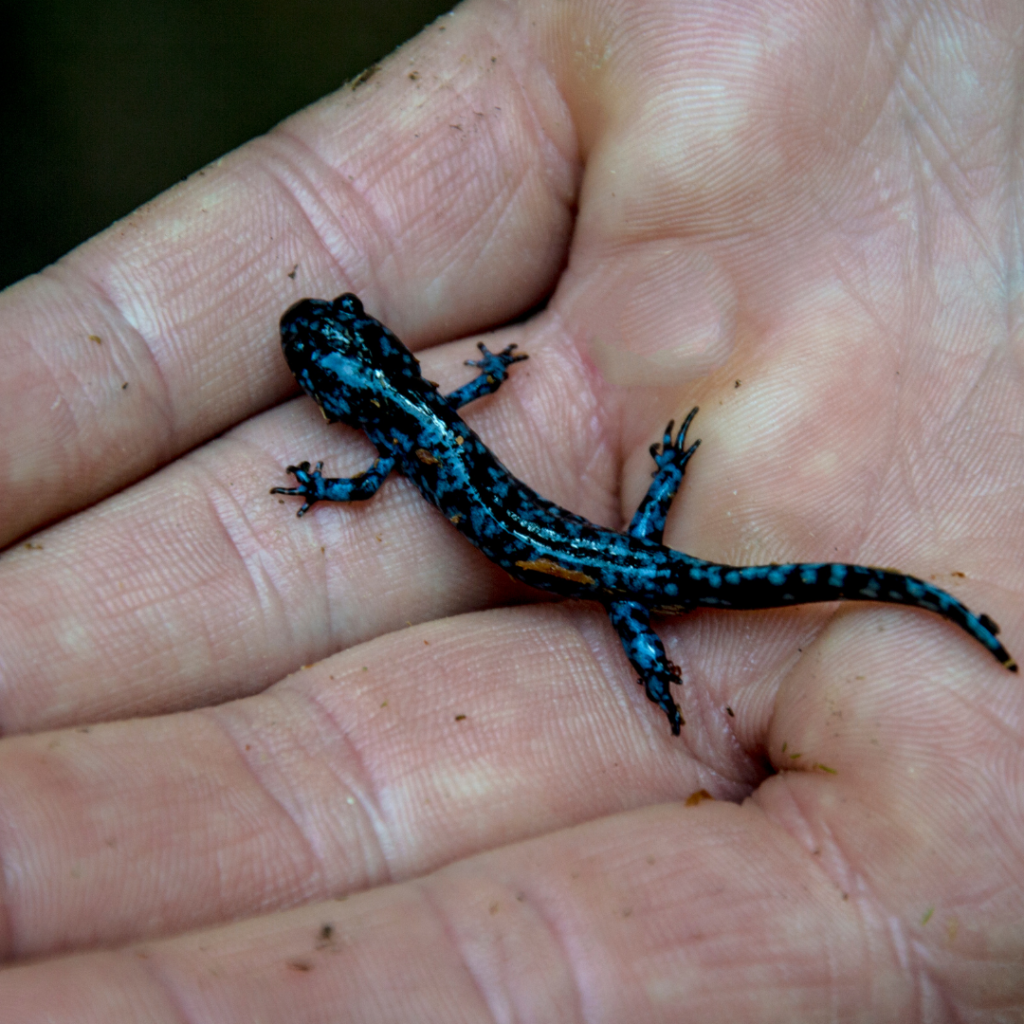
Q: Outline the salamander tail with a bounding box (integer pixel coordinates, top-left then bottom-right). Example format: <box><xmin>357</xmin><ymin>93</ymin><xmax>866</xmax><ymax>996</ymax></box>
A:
<box><xmin>675</xmin><ymin>559</ymin><xmax>1017</xmax><ymax>670</ymax></box>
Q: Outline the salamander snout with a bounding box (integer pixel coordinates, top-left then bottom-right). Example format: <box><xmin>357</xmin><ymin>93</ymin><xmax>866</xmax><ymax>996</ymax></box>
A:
<box><xmin>279</xmin><ymin>297</ymin><xmax>355</xmax><ymax>373</ymax></box>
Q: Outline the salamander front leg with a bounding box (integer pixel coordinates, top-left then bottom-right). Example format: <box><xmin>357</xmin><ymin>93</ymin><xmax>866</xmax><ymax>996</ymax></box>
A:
<box><xmin>628</xmin><ymin>407</ymin><xmax>700</xmax><ymax>544</ymax></box>
<box><xmin>444</xmin><ymin>343</ymin><xmax>528</xmax><ymax>410</ymax></box>
<box><xmin>607</xmin><ymin>599</ymin><xmax>684</xmax><ymax>734</ymax></box>
<box><xmin>271</xmin><ymin>455</ymin><xmax>396</xmax><ymax>516</ymax></box>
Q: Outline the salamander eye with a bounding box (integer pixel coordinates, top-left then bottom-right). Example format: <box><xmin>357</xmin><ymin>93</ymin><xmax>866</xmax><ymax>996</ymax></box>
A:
<box><xmin>334</xmin><ymin>293</ymin><xmax>364</xmax><ymax>316</ymax></box>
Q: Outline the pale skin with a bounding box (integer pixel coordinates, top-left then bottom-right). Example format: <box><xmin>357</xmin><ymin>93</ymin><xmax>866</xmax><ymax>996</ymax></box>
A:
<box><xmin>1</xmin><ymin>0</ymin><xmax>1022</xmax><ymax>1019</ymax></box>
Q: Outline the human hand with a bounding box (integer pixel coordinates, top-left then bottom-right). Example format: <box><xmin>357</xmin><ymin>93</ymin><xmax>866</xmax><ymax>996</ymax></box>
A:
<box><xmin>1</xmin><ymin>1</ymin><xmax>1021</xmax><ymax>1020</ymax></box>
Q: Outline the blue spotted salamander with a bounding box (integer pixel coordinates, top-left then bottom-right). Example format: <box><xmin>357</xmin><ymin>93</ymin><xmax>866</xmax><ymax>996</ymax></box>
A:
<box><xmin>273</xmin><ymin>293</ymin><xmax>1018</xmax><ymax>735</ymax></box>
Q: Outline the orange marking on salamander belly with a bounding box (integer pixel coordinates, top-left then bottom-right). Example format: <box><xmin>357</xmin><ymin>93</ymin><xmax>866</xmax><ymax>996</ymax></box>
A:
<box><xmin>515</xmin><ymin>559</ymin><xmax>596</xmax><ymax>586</ymax></box>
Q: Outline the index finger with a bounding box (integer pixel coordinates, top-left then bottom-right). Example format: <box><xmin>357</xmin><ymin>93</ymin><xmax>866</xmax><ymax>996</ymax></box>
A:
<box><xmin>0</xmin><ymin>11</ymin><xmax>578</xmax><ymax>545</ymax></box>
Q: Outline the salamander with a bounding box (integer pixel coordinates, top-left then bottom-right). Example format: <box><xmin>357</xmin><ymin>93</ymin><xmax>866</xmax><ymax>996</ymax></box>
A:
<box><xmin>272</xmin><ymin>292</ymin><xmax>1018</xmax><ymax>735</ymax></box>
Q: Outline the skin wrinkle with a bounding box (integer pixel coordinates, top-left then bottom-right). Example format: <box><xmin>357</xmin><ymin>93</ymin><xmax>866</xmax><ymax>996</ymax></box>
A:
<box><xmin>415</xmin><ymin>147</ymin><xmax>568</xmax><ymax>315</ymax></box>
<box><xmin>828</xmin><ymin>248</ymin><xmax>896</xmax><ymax>347</ymax></box>
<box><xmin>415</xmin><ymin>878</ymin><xmax>511</xmax><ymax>1023</ymax></box>
<box><xmin>465</xmin><ymin>165</ymin><xmax>545</xmax><ymax>277</ymax></box>
<box><xmin>154</xmin><ymin>471</ymin><xmax>256</xmax><ymax>670</ymax></box>
<box><xmin>209</xmin><ymin>699</ymin><xmax>338</xmax><ymax>905</ymax></box>
<box><xmin>548</xmin><ymin>337</ymin><xmax>618</xmax><ymax>527</ymax></box>
<box><xmin>71</xmin><ymin>267</ymin><xmax>188</xmax><ymax>430</ymax></box>
<box><xmin>129</xmin><ymin>941</ymin><xmax>199</xmax><ymax>1024</ymax></box>
<box><xmin>0</xmin><ymin>805</ymin><xmax>15</xmax><ymax>960</ymax></box>
<box><xmin>256</xmin><ymin>130</ymin><xmax>384</xmax><ymax>304</ymax></box>
<box><xmin>203</xmin><ymin>460</ymin><xmax>300</xmax><ymax>671</ymax></box>
<box><xmin>270</xmin><ymin>489</ymin><xmax>340</xmax><ymax>653</ymax></box>
<box><xmin>554</xmin><ymin>605</ymin><xmax>639</xmax><ymax>738</ymax></box>
<box><xmin>24</xmin><ymin>272</ymin><xmax>176</xmax><ymax>496</ymax></box>
<box><xmin>53</xmin><ymin>267</ymin><xmax>190</xmax><ymax>481</ymax></box>
<box><xmin>458</xmin><ymin>863</ymin><xmax>588</xmax><ymax>1024</ymax></box>
<box><xmin>897</xmin><ymin>70</ymin><xmax>997</xmax><ymax>270</ymax></box>
<box><xmin>60</xmin><ymin>437</ymin><xmax>309</xmax><ymax>719</ymax></box>
<box><xmin>260</xmin><ymin>682</ymin><xmax>395</xmax><ymax>891</ymax></box>
<box><xmin>537</xmin><ymin>304</ymin><xmax>626</xmax><ymax>528</ymax></box>
<box><xmin>423</xmin><ymin>30</ymin><xmax>572</xmax><ymax>299</ymax></box>
<box><xmin>1003</xmin><ymin>41</ymin><xmax>1024</xmax><ymax>345</ymax></box>
<box><xmin>756</xmin><ymin>781</ymin><xmax>893</xmax><ymax>995</ymax></box>
<box><xmin>723</xmin><ymin>804</ymin><xmax>861</xmax><ymax>1007</ymax></box>
<box><xmin>492</xmin><ymin>22</ymin><xmax>582</xmax><ymax>195</ymax></box>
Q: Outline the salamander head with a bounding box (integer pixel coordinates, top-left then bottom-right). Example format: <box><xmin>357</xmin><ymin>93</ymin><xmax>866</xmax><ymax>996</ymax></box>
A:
<box><xmin>279</xmin><ymin>293</ymin><xmax>423</xmax><ymax>426</ymax></box>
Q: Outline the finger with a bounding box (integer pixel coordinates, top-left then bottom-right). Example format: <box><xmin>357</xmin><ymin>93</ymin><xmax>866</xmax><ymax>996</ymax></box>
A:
<box><xmin>0</xmin><ymin>2</ymin><xmax>578</xmax><ymax>546</ymax></box>
<box><xmin>7</xmin><ymin>796</ymin><xmax>1022</xmax><ymax>1021</ymax></box>
<box><xmin>0</xmin><ymin>604</ymin><xmax>759</xmax><ymax>959</ymax></box>
<box><xmin>0</xmin><ymin>805</ymin><xmax>827</xmax><ymax>1022</ymax></box>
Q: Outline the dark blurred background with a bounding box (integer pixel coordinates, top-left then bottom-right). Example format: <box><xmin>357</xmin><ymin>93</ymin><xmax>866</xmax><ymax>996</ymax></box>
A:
<box><xmin>0</xmin><ymin>0</ymin><xmax>454</xmax><ymax>291</ymax></box>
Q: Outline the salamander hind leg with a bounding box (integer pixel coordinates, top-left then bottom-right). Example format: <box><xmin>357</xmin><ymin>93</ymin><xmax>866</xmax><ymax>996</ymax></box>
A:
<box><xmin>607</xmin><ymin>599</ymin><xmax>684</xmax><ymax>734</ymax></box>
<box><xmin>444</xmin><ymin>343</ymin><xmax>528</xmax><ymax>410</ymax></box>
<box><xmin>628</xmin><ymin>407</ymin><xmax>701</xmax><ymax>544</ymax></box>
<box><xmin>271</xmin><ymin>455</ymin><xmax>396</xmax><ymax>516</ymax></box>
